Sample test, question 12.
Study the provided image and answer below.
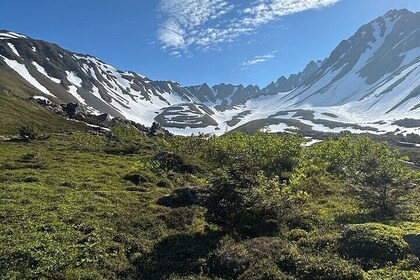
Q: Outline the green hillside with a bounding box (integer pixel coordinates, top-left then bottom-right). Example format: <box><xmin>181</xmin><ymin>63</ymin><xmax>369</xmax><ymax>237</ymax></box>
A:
<box><xmin>0</xmin><ymin>93</ymin><xmax>85</xmax><ymax>136</ymax></box>
<box><xmin>0</xmin><ymin>105</ymin><xmax>419</xmax><ymax>279</ymax></box>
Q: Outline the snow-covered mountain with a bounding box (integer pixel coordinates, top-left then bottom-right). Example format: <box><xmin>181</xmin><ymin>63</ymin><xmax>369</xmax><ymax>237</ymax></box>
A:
<box><xmin>0</xmin><ymin>9</ymin><xmax>419</xmax><ymax>136</ymax></box>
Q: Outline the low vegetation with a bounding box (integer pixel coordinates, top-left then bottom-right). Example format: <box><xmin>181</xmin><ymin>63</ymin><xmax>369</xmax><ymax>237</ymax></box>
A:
<box><xmin>0</xmin><ymin>120</ymin><xmax>419</xmax><ymax>279</ymax></box>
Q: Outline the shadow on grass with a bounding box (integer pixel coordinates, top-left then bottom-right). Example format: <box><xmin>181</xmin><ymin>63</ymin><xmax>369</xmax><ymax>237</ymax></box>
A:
<box><xmin>133</xmin><ymin>230</ymin><xmax>223</xmax><ymax>279</ymax></box>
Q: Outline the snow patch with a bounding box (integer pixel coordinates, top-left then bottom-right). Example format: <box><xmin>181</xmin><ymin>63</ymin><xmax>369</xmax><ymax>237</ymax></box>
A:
<box><xmin>32</xmin><ymin>62</ymin><xmax>61</xmax><ymax>83</ymax></box>
<box><xmin>1</xmin><ymin>55</ymin><xmax>54</xmax><ymax>96</ymax></box>
<box><xmin>7</xmin><ymin>43</ymin><xmax>20</xmax><ymax>57</ymax></box>
<box><xmin>66</xmin><ymin>71</ymin><xmax>86</xmax><ymax>104</ymax></box>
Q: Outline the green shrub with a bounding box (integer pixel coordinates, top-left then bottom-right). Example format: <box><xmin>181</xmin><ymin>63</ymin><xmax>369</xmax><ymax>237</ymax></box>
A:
<box><xmin>209</xmin><ymin>237</ymin><xmax>299</xmax><ymax>279</ymax></box>
<box><xmin>364</xmin><ymin>268</ymin><xmax>420</xmax><ymax>280</ymax></box>
<box><xmin>303</xmin><ymin>136</ymin><xmax>414</xmax><ymax>216</ymax></box>
<box><xmin>287</xmin><ymin>229</ymin><xmax>308</xmax><ymax>242</ymax></box>
<box><xmin>207</xmin><ymin>132</ymin><xmax>303</xmax><ymax>181</ymax></box>
<box><xmin>298</xmin><ymin>230</ymin><xmax>340</xmax><ymax>252</ymax></box>
<box><xmin>340</xmin><ymin>223</ymin><xmax>409</xmax><ymax>268</ymax></box>
<box><xmin>295</xmin><ymin>254</ymin><xmax>363</xmax><ymax>280</ymax></box>
<box><xmin>72</xmin><ymin>132</ymin><xmax>106</xmax><ymax>151</ymax></box>
<box><xmin>210</xmin><ymin>237</ymin><xmax>275</xmax><ymax>278</ymax></box>
<box><xmin>206</xmin><ymin>171</ymin><xmax>307</xmax><ymax>236</ymax></box>
<box><xmin>157</xmin><ymin>186</ymin><xmax>207</xmax><ymax>208</ymax></box>
<box><xmin>239</xmin><ymin>260</ymin><xmax>295</xmax><ymax>280</ymax></box>
<box><xmin>209</xmin><ymin>237</ymin><xmax>361</xmax><ymax>280</ymax></box>
<box><xmin>152</xmin><ymin>151</ymin><xmax>202</xmax><ymax>174</ymax></box>
<box><xmin>18</xmin><ymin>124</ymin><xmax>50</xmax><ymax>141</ymax></box>
<box><xmin>160</xmin><ymin>207</ymin><xmax>204</xmax><ymax>230</ymax></box>
<box><xmin>123</xmin><ymin>171</ymin><xmax>157</xmax><ymax>185</ymax></box>
<box><xmin>157</xmin><ymin>178</ymin><xmax>173</xmax><ymax>188</ymax></box>
<box><xmin>111</xmin><ymin>124</ymin><xmax>143</xmax><ymax>143</ymax></box>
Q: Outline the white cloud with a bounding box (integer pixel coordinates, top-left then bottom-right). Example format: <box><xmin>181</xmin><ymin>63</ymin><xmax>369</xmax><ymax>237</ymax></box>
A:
<box><xmin>157</xmin><ymin>0</ymin><xmax>234</xmax><ymax>50</ymax></box>
<box><xmin>242</xmin><ymin>53</ymin><xmax>275</xmax><ymax>66</ymax></box>
<box><xmin>157</xmin><ymin>0</ymin><xmax>341</xmax><ymax>54</ymax></box>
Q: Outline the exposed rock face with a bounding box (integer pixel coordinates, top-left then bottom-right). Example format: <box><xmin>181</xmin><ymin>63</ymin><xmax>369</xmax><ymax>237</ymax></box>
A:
<box><xmin>61</xmin><ymin>103</ymin><xmax>86</xmax><ymax>119</ymax></box>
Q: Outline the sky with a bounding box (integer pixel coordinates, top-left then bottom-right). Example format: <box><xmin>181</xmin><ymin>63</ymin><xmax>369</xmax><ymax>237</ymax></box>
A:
<box><xmin>1</xmin><ymin>0</ymin><xmax>419</xmax><ymax>87</ymax></box>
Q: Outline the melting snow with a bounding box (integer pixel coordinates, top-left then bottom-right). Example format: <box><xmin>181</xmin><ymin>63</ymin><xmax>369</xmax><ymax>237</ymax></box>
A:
<box><xmin>1</xmin><ymin>56</ymin><xmax>54</xmax><ymax>96</ymax></box>
<box><xmin>7</xmin><ymin>43</ymin><xmax>20</xmax><ymax>57</ymax></box>
<box><xmin>0</xmin><ymin>32</ymin><xmax>27</xmax><ymax>40</ymax></box>
<box><xmin>32</xmin><ymin>62</ymin><xmax>61</xmax><ymax>83</ymax></box>
<box><xmin>66</xmin><ymin>71</ymin><xmax>86</xmax><ymax>104</ymax></box>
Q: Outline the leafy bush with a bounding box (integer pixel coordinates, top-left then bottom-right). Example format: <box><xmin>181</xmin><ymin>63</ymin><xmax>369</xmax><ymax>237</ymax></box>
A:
<box><xmin>18</xmin><ymin>124</ymin><xmax>50</xmax><ymax>141</ymax></box>
<box><xmin>207</xmin><ymin>132</ymin><xmax>303</xmax><ymax>180</ymax></box>
<box><xmin>297</xmin><ymin>230</ymin><xmax>340</xmax><ymax>252</ymax></box>
<box><xmin>294</xmin><ymin>254</ymin><xmax>363</xmax><ymax>280</ymax></box>
<box><xmin>364</xmin><ymin>268</ymin><xmax>420</xmax><ymax>280</ymax></box>
<box><xmin>209</xmin><ymin>237</ymin><xmax>362</xmax><ymax>280</ymax></box>
<box><xmin>157</xmin><ymin>186</ymin><xmax>207</xmax><ymax>208</ymax></box>
<box><xmin>206</xmin><ymin>171</ymin><xmax>307</xmax><ymax>236</ymax></box>
<box><xmin>340</xmin><ymin>223</ymin><xmax>409</xmax><ymax>268</ymax></box>
<box><xmin>204</xmin><ymin>133</ymin><xmax>307</xmax><ymax>236</ymax></box>
<box><xmin>239</xmin><ymin>260</ymin><xmax>294</xmax><ymax>280</ymax></box>
<box><xmin>71</xmin><ymin>132</ymin><xmax>106</xmax><ymax>151</ymax></box>
<box><xmin>300</xmin><ymin>136</ymin><xmax>414</xmax><ymax>216</ymax></box>
<box><xmin>123</xmin><ymin>171</ymin><xmax>156</xmax><ymax>185</ymax></box>
<box><xmin>111</xmin><ymin>124</ymin><xmax>143</xmax><ymax>143</ymax></box>
<box><xmin>209</xmin><ymin>237</ymin><xmax>294</xmax><ymax>279</ymax></box>
<box><xmin>152</xmin><ymin>151</ymin><xmax>202</xmax><ymax>174</ymax></box>
<box><xmin>157</xmin><ymin>178</ymin><xmax>173</xmax><ymax>188</ymax></box>
<box><xmin>159</xmin><ymin>207</ymin><xmax>204</xmax><ymax>230</ymax></box>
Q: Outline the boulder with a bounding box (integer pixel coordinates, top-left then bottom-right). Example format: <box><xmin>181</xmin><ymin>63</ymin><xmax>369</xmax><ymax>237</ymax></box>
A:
<box><xmin>150</xmin><ymin>121</ymin><xmax>168</xmax><ymax>136</ymax></box>
<box><xmin>61</xmin><ymin>102</ymin><xmax>86</xmax><ymax>119</ymax></box>
<box><xmin>95</xmin><ymin>113</ymin><xmax>112</xmax><ymax>122</ymax></box>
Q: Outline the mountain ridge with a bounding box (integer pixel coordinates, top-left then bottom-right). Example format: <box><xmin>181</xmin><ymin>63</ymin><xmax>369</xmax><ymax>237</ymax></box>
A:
<box><xmin>0</xmin><ymin>9</ymin><xmax>419</xmax><ymax>136</ymax></box>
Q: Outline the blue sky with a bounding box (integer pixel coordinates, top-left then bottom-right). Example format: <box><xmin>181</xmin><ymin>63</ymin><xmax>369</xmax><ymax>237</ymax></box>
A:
<box><xmin>1</xmin><ymin>0</ymin><xmax>419</xmax><ymax>87</ymax></box>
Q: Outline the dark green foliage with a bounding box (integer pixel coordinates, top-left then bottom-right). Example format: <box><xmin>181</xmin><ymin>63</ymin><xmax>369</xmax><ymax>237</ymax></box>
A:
<box><xmin>206</xmin><ymin>171</ymin><xmax>307</xmax><ymax>236</ymax></box>
<box><xmin>340</xmin><ymin>223</ymin><xmax>410</xmax><ymax>268</ymax></box>
<box><xmin>303</xmin><ymin>136</ymin><xmax>414</xmax><ymax>216</ymax></box>
<box><xmin>208</xmin><ymin>237</ymin><xmax>362</xmax><ymax>280</ymax></box>
<box><xmin>158</xmin><ymin>186</ymin><xmax>207</xmax><ymax>208</ymax></box>
<box><xmin>294</xmin><ymin>254</ymin><xmax>363</xmax><ymax>280</ymax></box>
<box><xmin>208</xmin><ymin>237</ymin><xmax>292</xmax><ymax>278</ymax></box>
<box><xmin>123</xmin><ymin>172</ymin><xmax>156</xmax><ymax>185</ymax></box>
<box><xmin>364</xmin><ymin>268</ymin><xmax>420</xmax><ymax>280</ymax></box>
<box><xmin>207</xmin><ymin>132</ymin><xmax>303</xmax><ymax>180</ymax></box>
<box><xmin>157</xmin><ymin>178</ymin><xmax>173</xmax><ymax>188</ymax></box>
<box><xmin>160</xmin><ymin>207</ymin><xmax>204</xmax><ymax>230</ymax></box>
<box><xmin>239</xmin><ymin>260</ymin><xmax>295</xmax><ymax>280</ymax></box>
<box><xmin>0</xmin><ymin>128</ymin><xmax>418</xmax><ymax>279</ymax></box>
<box><xmin>152</xmin><ymin>151</ymin><xmax>201</xmax><ymax>174</ymax></box>
<box><xmin>18</xmin><ymin>124</ymin><xmax>51</xmax><ymax>141</ymax></box>
<box><xmin>111</xmin><ymin>123</ymin><xmax>143</xmax><ymax>143</ymax></box>
<box><xmin>205</xmin><ymin>133</ymin><xmax>307</xmax><ymax>236</ymax></box>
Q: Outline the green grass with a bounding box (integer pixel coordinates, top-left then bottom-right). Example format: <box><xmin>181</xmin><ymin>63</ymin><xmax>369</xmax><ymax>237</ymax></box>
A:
<box><xmin>0</xmin><ymin>133</ymin><xmax>210</xmax><ymax>279</ymax></box>
<box><xmin>0</xmin><ymin>132</ymin><xmax>418</xmax><ymax>279</ymax></box>
<box><xmin>0</xmin><ymin>93</ymin><xmax>85</xmax><ymax>136</ymax></box>
<box><xmin>0</xmin><ymin>95</ymin><xmax>419</xmax><ymax>279</ymax></box>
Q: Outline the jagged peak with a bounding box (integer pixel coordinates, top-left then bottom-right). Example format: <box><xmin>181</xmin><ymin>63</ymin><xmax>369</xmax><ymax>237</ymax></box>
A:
<box><xmin>384</xmin><ymin>8</ymin><xmax>412</xmax><ymax>18</ymax></box>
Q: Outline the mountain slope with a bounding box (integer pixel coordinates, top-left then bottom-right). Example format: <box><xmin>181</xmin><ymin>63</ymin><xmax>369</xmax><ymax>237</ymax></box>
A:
<box><xmin>0</xmin><ymin>9</ymin><xmax>419</xmax><ymax>136</ymax></box>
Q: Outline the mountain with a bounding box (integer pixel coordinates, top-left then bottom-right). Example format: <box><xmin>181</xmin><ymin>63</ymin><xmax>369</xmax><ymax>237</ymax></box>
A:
<box><xmin>0</xmin><ymin>9</ymin><xmax>419</xmax><ymax>136</ymax></box>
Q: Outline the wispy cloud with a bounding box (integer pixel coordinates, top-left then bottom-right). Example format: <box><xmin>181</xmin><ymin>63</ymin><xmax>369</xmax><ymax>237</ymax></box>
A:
<box><xmin>242</xmin><ymin>53</ymin><xmax>276</xmax><ymax>66</ymax></box>
<box><xmin>157</xmin><ymin>0</ymin><xmax>340</xmax><ymax>55</ymax></box>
